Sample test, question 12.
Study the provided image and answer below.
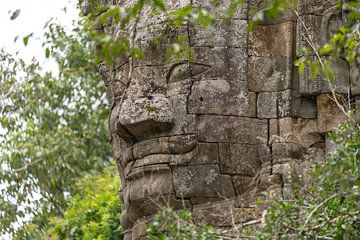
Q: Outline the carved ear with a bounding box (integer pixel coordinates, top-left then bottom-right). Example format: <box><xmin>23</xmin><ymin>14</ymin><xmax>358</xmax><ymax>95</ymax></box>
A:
<box><xmin>167</xmin><ymin>61</ymin><xmax>212</xmax><ymax>83</ymax></box>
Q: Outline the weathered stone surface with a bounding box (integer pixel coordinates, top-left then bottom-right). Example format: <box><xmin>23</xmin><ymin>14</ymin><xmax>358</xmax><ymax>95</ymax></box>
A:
<box><xmin>249</xmin><ymin>0</ymin><xmax>296</xmax><ymax>24</ymax></box>
<box><xmin>299</xmin><ymin>59</ymin><xmax>350</xmax><ymax>95</ymax></box>
<box><xmin>169</xmin><ymin>143</ymin><xmax>219</xmax><ymax>166</ymax></box>
<box><xmin>193</xmin><ymin>199</ymin><xmax>237</xmax><ymax>227</ymax></box>
<box><xmin>231</xmin><ymin>176</ymin><xmax>254</xmax><ymax>196</ymax></box>
<box><xmin>290</xmin><ymin>93</ymin><xmax>318</xmax><ymax>119</ymax></box>
<box><xmin>168</xmin><ymin>94</ymin><xmax>197</xmax><ymax>136</ymax></box>
<box><xmin>248</xmin><ymin>56</ymin><xmax>292</xmax><ymax>92</ymax></box>
<box><xmin>272</xmin><ymin>142</ymin><xmax>305</xmax><ymax>161</ymax></box>
<box><xmin>192</xmin><ymin>47</ymin><xmax>247</xmax><ymax>81</ymax></box>
<box><xmin>188</xmin><ymin>80</ymin><xmax>256</xmax><ymax>117</ymax></box>
<box><xmin>219</xmin><ymin>143</ymin><xmax>269</xmax><ymax>176</ymax></box>
<box><xmin>257</xmin><ymin>90</ymin><xmax>292</xmax><ymax>118</ymax></box>
<box><xmin>193</xmin><ymin>0</ymin><xmax>247</xmax><ymax>19</ymax></box>
<box><xmin>190</xmin><ymin>19</ymin><xmax>247</xmax><ymax>48</ymax></box>
<box><xmin>297</xmin><ymin>0</ymin><xmax>338</xmax><ymax>15</ymax></box>
<box><xmin>128</xmin><ymin>165</ymin><xmax>173</xmax><ymax>200</ymax></box>
<box><xmin>356</xmin><ymin>96</ymin><xmax>360</xmax><ymax>124</ymax></box>
<box><xmin>351</xmin><ymin>63</ymin><xmax>360</xmax><ymax>95</ymax></box>
<box><xmin>133</xmin><ymin>155</ymin><xmax>170</xmax><ymax>168</ymax></box>
<box><xmin>128</xmin><ymin>195</ymin><xmax>192</xmax><ymax>226</ymax></box>
<box><xmin>317</xmin><ymin>94</ymin><xmax>347</xmax><ymax>133</ymax></box>
<box><xmin>172</xmin><ymin>164</ymin><xmax>235</xmax><ymax>198</ymax></box>
<box><xmin>190</xmin><ymin>197</ymin><xmax>224</xmax><ymax>205</ymax></box>
<box><xmin>198</xmin><ymin>115</ymin><xmax>268</xmax><ymax>144</ymax></box>
<box><xmin>119</xmin><ymin>95</ymin><xmax>174</xmax><ymax>139</ymax></box>
<box><xmin>273</xmin><ymin>117</ymin><xmax>323</xmax><ymax>148</ymax></box>
<box><xmin>168</xmin><ymin>134</ymin><xmax>197</xmax><ymax>154</ymax></box>
<box><xmin>133</xmin><ymin>138</ymin><xmax>170</xmax><ymax>159</ymax></box>
<box><xmin>296</xmin><ymin>10</ymin><xmax>342</xmax><ymax>51</ymax></box>
<box><xmin>134</xmin><ymin>23</ymin><xmax>189</xmax><ymax>66</ymax></box>
<box><xmin>249</xmin><ymin>22</ymin><xmax>295</xmax><ymax>57</ymax></box>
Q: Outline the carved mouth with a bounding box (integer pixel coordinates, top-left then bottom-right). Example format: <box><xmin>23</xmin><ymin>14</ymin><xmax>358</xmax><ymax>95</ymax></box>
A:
<box><xmin>123</xmin><ymin>134</ymin><xmax>197</xmax><ymax>180</ymax></box>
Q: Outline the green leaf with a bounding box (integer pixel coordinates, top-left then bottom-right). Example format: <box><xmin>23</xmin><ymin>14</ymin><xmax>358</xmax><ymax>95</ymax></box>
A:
<box><xmin>10</xmin><ymin>9</ymin><xmax>21</xmax><ymax>20</ymax></box>
<box><xmin>133</xmin><ymin>48</ymin><xmax>145</xmax><ymax>60</ymax></box>
<box><xmin>45</xmin><ymin>48</ymin><xmax>50</xmax><ymax>58</ymax></box>
<box><xmin>23</xmin><ymin>33</ymin><xmax>33</xmax><ymax>46</ymax></box>
<box><xmin>153</xmin><ymin>0</ymin><xmax>166</xmax><ymax>11</ymax></box>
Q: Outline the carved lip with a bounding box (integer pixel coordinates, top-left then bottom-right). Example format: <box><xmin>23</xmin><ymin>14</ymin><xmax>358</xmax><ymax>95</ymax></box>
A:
<box><xmin>125</xmin><ymin>134</ymin><xmax>197</xmax><ymax>161</ymax></box>
<box><xmin>123</xmin><ymin>134</ymin><xmax>198</xmax><ymax>178</ymax></box>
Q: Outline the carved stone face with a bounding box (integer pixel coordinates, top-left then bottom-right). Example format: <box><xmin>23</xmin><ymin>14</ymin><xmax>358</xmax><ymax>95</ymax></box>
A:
<box><xmin>100</xmin><ymin>0</ymin><xmax>350</xmax><ymax>238</ymax></box>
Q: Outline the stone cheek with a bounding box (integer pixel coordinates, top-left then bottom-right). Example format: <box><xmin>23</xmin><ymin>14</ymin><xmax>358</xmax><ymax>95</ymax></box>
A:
<box><xmin>198</xmin><ymin>115</ymin><xmax>268</xmax><ymax>144</ymax></box>
<box><xmin>188</xmin><ymin>80</ymin><xmax>257</xmax><ymax>117</ymax></box>
<box><xmin>218</xmin><ymin>143</ymin><xmax>270</xmax><ymax>176</ymax></box>
<box><xmin>172</xmin><ymin>164</ymin><xmax>235</xmax><ymax>198</ymax></box>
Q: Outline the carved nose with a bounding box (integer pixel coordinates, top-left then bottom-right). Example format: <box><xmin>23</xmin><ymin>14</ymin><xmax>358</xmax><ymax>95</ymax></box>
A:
<box><xmin>118</xmin><ymin>94</ymin><xmax>174</xmax><ymax>140</ymax></box>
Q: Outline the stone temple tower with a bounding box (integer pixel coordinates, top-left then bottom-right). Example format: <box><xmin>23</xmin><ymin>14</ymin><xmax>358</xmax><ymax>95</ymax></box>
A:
<box><xmin>82</xmin><ymin>0</ymin><xmax>359</xmax><ymax>239</ymax></box>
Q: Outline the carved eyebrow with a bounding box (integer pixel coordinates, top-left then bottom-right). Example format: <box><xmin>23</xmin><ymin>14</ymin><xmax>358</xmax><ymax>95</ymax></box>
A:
<box><xmin>166</xmin><ymin>61</ymin><xmax>212</xmax><ymax>83</ymax></box>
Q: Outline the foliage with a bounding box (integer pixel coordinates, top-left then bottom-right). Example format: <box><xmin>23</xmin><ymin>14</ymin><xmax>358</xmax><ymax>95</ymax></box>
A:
<box><xmin>147</xmin><ymin>208</ymin><xmax>227</xmax><ymax>240</ymax></box>
<box><xmin>0</xmin><ymin>18</ymin><xmax>111</xmax><ymax>237</ymax></box>
<box><xmin>37</xmin><ymin>165</ymin><xmax>122</xmax><ymax>240</ymax></box>
<box><xmin>259</xmin><ymin>122</ymin><xmax>360</xmax><ymax>239</ymax></box>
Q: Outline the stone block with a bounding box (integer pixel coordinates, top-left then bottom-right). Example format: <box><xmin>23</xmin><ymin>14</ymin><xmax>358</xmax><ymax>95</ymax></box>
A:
<box><xmin>299</xmin><ymin>59</ymin><xmax>350</xmax><ymax>95</ymax></box>
<box><xmin>128</xmin><ymin>164</ymin><xmax>174</xmax><ymax>201</ymax></box>
<box><xmin>198</xmin><ymin>115</ymin><xmax>268</xmax><ymax>144</ymax></box>
<box><xmin>133</xmin><ymin>137</ymin><xmax>170</xmax><ymax>159</ymax></box>
<box><xmin>172</xmin><ymin>164</ymin><xmax>235</xmax><ymax>198</ymax></box>
<box><xmin>169</xmin><ymin>143</ymin><xmax>219</xmax><ymax>165</ymax></box>
<box><xmin>277</xmin><ymin>117</ymin><xmax>323</xmax><ymax>148</ymax></box>
<box><xmin>192</xmin><ymin>47</ymin><xmax>247</xmax><ymax>81</ymax></box>
<box><xmin>290</xmin><ymin>93</ymin><xmax>318</xmax><ymax>119</ymax></box>
<box><xmin>168</xmin><ymin>134</ymin><xmax>197</xmax><ymax>154</ymax></box>
<box><xmin>134</xmin><ymin>23</ymin><xmax>188</xmax><ymax>66</ymax></box>
<box><xmin>249</xmin><ymin>0</ymin><xmax>296</xmax><ymax>24</ymax></box>
<box><xmin>356</xmin><ymin>96</ymin><xmax>360</xmax><ymax>124</ymax></box>
<box><xmin>193</xmin><ymin>0</ymin><xmax>247</xmax><ymax>19</ymax></box>
<box><xmin>257</xmin><ymin>90</ymin><xmax>292</xmax><ymax>118</ymax></box>
<box><xmin>188</xmin><ymin>80</ymin><xmax>257</xmax><ymax>117</ymax></box>
<box><xmin>317</xmin><ymin>94</ymin><xmax>347</xmax><ymax>133</ymax></box>
<box><xmin>272</xmin><ymin>142</ymin><xmax>304</xmax><ymax>161</ymax></box>
<box><xmin>351</xmin><ymin>64</ymin><xmax>360</xmax><ymax>95</ymax></box>
<box><xmin>231</xmin><ymin>176</ymin><xmax>254</xmax><ymax>196</ymax></box>
<box><xmin>297</xmin><ymin>0</ymin><xmax>339</xmax><ymax>15</ymax></box>
<box><xmin>297</xmin><ymin>8</ymin><xmax>343</xmax><ymax>51</ymax></box>
<box><xmin>219</xmin><ymin>143</ymin><xmax>269</xmax><ymax>176</ymax></box>
<box><xmin>128</xmin><ymin>195</ymin><xmax>192</xmax><ymax>227</ymax></box>
<box><xmin>249</xmin><ymin>22</ymin><xmax>295</xmax><ymax>57</ymax></box>
<box><xmin>190</xmin><ymin>19</ymin><xmax>247</xmax><ymax>48</ymax></box>
<box><xmin>193</xmin><ymin>199</ymin><xmax>236</xmax><ymax>227</ymax></box>
<box><xmin>248</xmin><ymin>56</ymin><xmax>292</xmax><ymax>92</ymax></box>
<box><xmin>133</xmin><ymin>155</ymin><xmax>170</xmax><ymax>168</ymax></box>
<box><xmin>169</xmin><ymin>94</ymin><xmax>197</xmax><ymax>135</ymax></box>
<box><xmin>190</xmin><ymin>198</ymin><xmax>224</xmax><ymax>205</ymax></box>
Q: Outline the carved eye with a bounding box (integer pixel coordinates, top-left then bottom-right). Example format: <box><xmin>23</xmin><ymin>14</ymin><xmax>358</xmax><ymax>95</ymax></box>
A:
<box><xmin>167</xmin><ymin>62</ymin><xmax>191</xmax><ymax>83</ymax></box>
<box><xmin>167</xmin><ymin>61</ymin><xmax>212</xmax><ymax>83</ymax></box>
